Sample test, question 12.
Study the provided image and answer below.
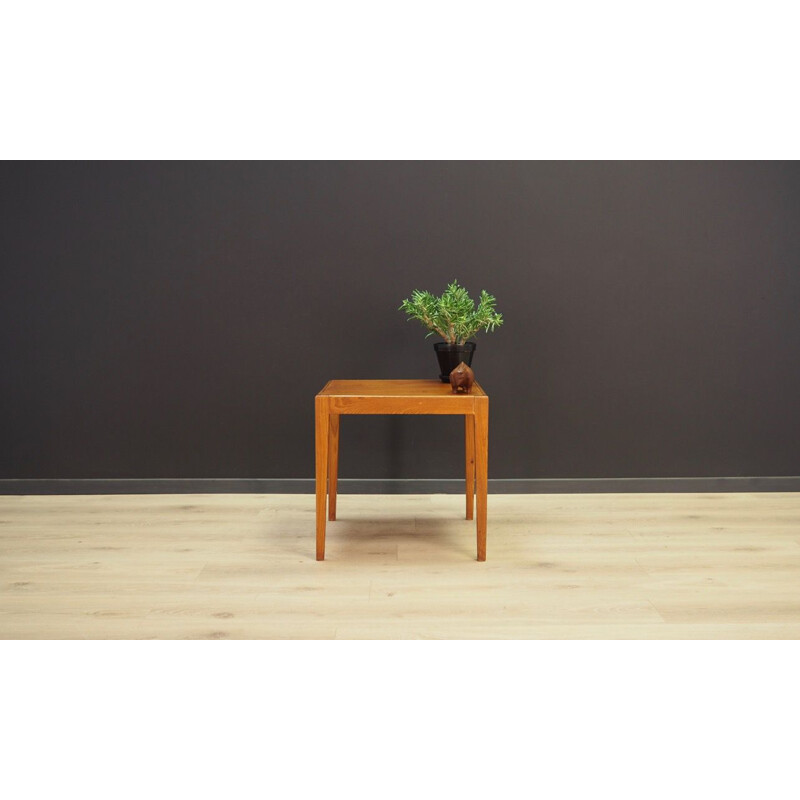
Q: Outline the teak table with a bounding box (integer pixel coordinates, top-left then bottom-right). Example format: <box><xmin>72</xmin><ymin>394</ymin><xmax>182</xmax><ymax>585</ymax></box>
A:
<box><xmin>315</xmin><ymin>380</ymin><xmax>489</xmax><ymax>561</ymax></box>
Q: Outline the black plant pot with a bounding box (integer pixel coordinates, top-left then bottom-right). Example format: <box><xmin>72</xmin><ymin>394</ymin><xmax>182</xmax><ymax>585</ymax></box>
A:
<box><xmin>434</xmin><ymin>342</ymin><xmax>476</xmax><ymax>383</ymax></box>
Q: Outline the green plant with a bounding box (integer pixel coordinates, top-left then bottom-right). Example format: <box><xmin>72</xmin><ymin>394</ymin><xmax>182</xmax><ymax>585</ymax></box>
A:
<box><xmin>399</xmin><ymin>279</ymin><xmax>504</xmax><ymax>345</ymax></box>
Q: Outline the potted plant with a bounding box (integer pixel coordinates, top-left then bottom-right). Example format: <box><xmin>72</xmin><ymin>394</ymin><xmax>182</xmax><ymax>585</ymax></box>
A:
<box><xmin>399</xmin><ymin>279</ymin><xmax>504</xmax><ymax>382</ymax></box>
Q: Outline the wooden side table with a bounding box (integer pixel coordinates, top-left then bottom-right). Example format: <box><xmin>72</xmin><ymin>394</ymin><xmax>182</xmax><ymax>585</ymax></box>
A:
<box><xmin>315</xmin><ymin>380</ymin><xmax>489</xmax><ymax>561</ymax></box>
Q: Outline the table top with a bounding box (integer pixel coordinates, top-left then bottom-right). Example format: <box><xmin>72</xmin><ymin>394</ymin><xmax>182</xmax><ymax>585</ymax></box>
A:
<box><xmin>318</xmin><ymin>379</ymin><xmax>486</xmax><ymax>398</ymax></box>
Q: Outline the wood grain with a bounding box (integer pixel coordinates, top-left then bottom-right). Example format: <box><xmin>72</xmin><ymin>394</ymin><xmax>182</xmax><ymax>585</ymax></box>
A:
<box><xmin>320</xmin><ymin>379</ymin><xmax>485</xmax><ymax>415</ymax></box>
<box><xmin>474</xmin><ymin>395</ymin><xmax>488</xmax><ymax>561</ymax></box>
<box><xmin>465</xmin><ymin>415</ymin><xmax>475</xmax><ymax>521</ymax></box>
<box><xmin>328</xmin><ymin>413</ymin><xmax>339</xmax><ymax>522</ymax></box>
<box><xmin>316</xmin><ymin>379</ymin><xmax>487</xmax><ymax>560</ymax></box>
<box><xmin>318</xmin><ymin>379</ymin><xmax>487</xmax><ymax>397</ymax></box>
<box><xmin>1</xmin><ymin>492</ymin><xmax>798</xmax><ymax>639</ymax></box>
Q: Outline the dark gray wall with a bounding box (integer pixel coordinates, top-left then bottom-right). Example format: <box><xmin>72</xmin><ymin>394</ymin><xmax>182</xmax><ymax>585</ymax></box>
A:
<box><xmin>2</xmin><ymin>161</ymin><xmax>799</xmax><ymax>484</ymax></box>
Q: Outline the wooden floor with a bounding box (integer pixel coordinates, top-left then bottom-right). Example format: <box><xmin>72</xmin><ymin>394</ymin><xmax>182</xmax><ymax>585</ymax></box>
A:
<box><xmin>1</xmin><ymin>492</ymin><xmax>799</xmax><ymax>639</ymax></box>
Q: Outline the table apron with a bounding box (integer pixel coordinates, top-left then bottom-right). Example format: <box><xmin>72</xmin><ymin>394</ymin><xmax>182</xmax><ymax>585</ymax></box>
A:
<box><xmin>327</xmin><ymin>397</ymin><xmax>477</xmax><ymax>414</ymax></box>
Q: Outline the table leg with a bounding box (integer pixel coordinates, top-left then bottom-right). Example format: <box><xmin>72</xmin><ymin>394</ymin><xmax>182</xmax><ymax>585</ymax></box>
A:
<box><xmin>328</xmin><ymin>413</ymin><xmax>339</xmax><ymax>521</ymax></box>
<box><xmin>465</xmin><ymin>414</ymin><xmax>475</xmax><ymax>520</ymax></box>
<box><xmin>315</xmin><ymin>397</ymin><xmax>330</xmax><ymax>560</ymax></box>
<box><xmin>474</xmin><ymin>396</ymin><xmax>489</xmax><ymax>561</ymax></box>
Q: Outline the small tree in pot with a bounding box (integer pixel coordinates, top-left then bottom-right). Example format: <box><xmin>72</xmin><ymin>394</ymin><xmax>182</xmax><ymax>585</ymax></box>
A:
<box><xmin>399</xmin><ymin>279</ymin><xmax>504</xmax><ymax>382</ymax></box>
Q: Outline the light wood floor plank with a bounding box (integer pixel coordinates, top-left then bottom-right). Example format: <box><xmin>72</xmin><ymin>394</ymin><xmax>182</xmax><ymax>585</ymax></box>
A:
<box><xmin>1</xmin><ymin>492</ymin><xmax>799</xmax><ymax>639</ymax></box>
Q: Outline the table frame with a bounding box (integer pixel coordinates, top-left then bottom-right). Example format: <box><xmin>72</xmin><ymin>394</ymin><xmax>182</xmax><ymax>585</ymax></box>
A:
<box><xmin>315</xmin><ymin>380</ymin><xmax>489</xmax><ymax>561</ymax></box>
